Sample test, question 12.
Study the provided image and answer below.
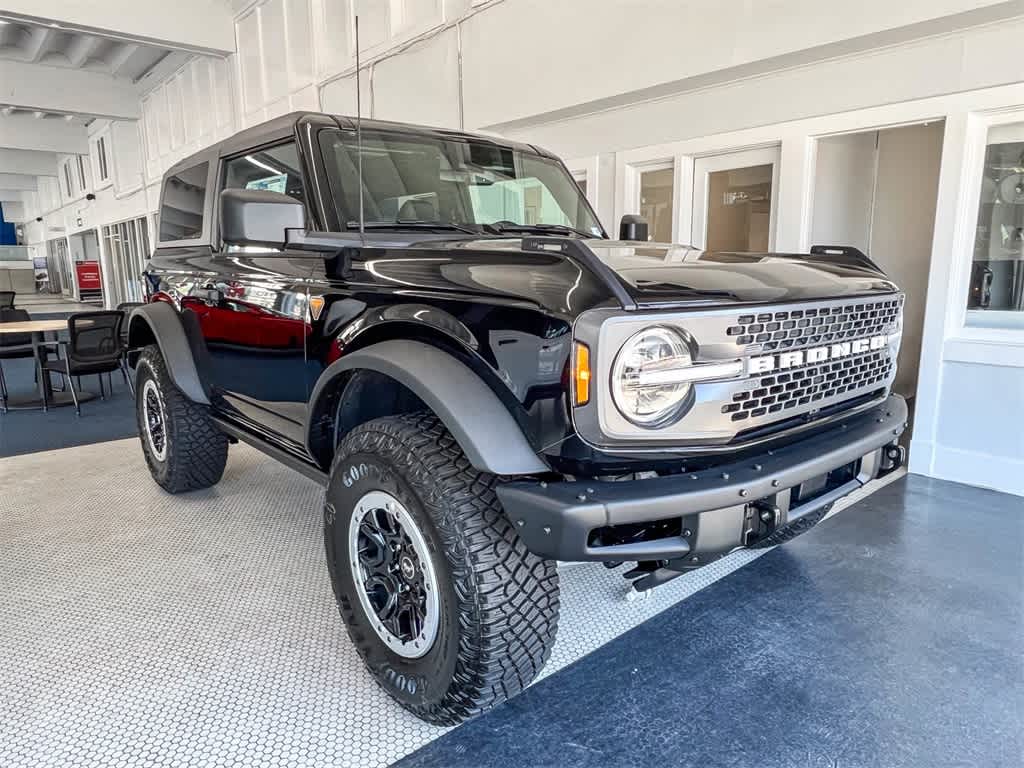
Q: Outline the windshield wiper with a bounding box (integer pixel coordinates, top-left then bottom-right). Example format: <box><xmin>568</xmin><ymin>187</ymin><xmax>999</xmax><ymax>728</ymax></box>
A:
<box><xmin>351</xmin><ymin>220</ymin><xmax>483</xmax><ymax>235</ymax></box>
<box><xmin>487</xmin><ymin>222</ymin><xmax>597</xmax><ymax>239</ymax></box>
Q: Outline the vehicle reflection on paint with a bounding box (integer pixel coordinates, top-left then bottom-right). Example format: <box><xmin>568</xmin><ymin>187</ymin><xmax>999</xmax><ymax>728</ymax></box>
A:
<box><xmin>149</xmin><ymin>252</ymin><xmax>314</xmax><ymax>447</ymax></box>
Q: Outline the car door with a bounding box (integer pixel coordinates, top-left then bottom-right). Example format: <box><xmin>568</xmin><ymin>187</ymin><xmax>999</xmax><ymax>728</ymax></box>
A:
<box><xmin>193</xmin><ymin>141</ymin><xmax>317</xmax><ymax>448</ymax></box>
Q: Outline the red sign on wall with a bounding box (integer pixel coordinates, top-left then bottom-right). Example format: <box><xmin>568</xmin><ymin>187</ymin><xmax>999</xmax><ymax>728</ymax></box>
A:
<box><xmin>75</xmin><ymin>261</ymin><xmax>101</xmax><ymax>290</ymax></box>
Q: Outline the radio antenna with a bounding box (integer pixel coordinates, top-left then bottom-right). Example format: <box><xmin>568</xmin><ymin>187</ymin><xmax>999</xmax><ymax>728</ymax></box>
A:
<box><xmin>355</xmin><ymin>14</ymin><xmax>365</xmax><ymax>240</ymax></box>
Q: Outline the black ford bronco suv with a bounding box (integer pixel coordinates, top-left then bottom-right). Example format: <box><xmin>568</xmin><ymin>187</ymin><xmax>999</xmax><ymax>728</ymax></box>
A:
<box><xmin>129</xmin><ymin>112</ymin><xmax>907</xmax><ymax>724</ymax></box>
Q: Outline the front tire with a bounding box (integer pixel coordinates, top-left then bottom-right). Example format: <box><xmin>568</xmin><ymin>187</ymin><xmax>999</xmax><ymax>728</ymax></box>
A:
<box><xmin>324</xmin><ymin>412</ymin><xmax>560</xmax><ymax>725</ymax></box>
<box><xmin>135</xmin><ymin>345</ymin><xmax>228</xmax><ymax>493</ymax></box>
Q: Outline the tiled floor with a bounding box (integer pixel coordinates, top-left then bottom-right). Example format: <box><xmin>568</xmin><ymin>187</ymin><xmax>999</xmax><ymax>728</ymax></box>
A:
<box><xmin>0</xmin><ymin>437</ymin><xmax>906</xmax><ymax>768</ymax></box>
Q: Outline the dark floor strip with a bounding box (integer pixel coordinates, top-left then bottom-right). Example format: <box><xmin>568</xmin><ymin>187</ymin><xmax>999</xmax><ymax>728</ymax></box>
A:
<box><xmin>0</xmin><ymin>356</ymin><xmax>137</xmax><ymax>457</ymax></box>
<box><xmin>395</xmin><ymin>475</ymin><xmax>1023</xmax><ymax>768</ymax></box>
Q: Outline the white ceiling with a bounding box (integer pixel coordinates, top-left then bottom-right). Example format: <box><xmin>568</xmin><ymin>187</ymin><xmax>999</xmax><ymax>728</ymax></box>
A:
<box><xmin>0</xmin><ymin>18</ymin><xmax>171</xmax><ymax>83</ymax></box>
<box><xmin>0</xmin><ymin>105</ymin><xmax>90</xmax><ymax>124</ymax></box>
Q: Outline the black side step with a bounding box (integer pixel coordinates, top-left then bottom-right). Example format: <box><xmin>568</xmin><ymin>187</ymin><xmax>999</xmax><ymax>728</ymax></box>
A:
<box><xmin>212</xmin><ymin>417</ymin><xmax>328</xmax><ymax>486</ymax></box>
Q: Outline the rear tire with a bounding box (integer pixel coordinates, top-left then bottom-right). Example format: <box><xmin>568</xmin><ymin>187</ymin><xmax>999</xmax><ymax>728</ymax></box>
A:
<box><xmin>324</xmin><ymin>411</ymin><xmax>560</xmax><ymax>725</ymax></box>
<box><xmin>135</xmin><ymin>345</ymin><xmax>228</xmax><ymax>493</ymax></box>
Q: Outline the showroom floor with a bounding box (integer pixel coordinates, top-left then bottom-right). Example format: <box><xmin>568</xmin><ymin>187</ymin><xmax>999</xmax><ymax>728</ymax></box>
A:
<box><xmin>0</xmin><ymin>356</ymin><xmax>137</xmax><ymax>457</ymax></box>
<box><xmin>1</xmin><ymin>296</ymin><xmax>137</xmax><ymax>458</ymax></box>
<box><xmin>0</xmin><ymin>439</ymin><xmax>1020</xmax><ymax>768</ymax></box>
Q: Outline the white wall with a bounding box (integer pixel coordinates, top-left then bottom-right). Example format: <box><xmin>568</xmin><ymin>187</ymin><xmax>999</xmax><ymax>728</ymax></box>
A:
<box><xmin>140</xmin><ymin>56</ymin><xmax>235</xmax><ymax>182</ymax></box>
<box><xmin>458</xmin><ymin>0</ymin><xmax>1017</xmax><ymax>130</ymax></box>
<box><xmin>811</xmin><ymin>133</ymin><xmax>877</xmax><ymax>254</ymax></box>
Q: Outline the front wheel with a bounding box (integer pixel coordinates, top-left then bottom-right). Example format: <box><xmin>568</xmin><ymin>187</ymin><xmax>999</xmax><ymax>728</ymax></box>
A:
<box><xmin>135</xmin><ymin>345</ymin><xmax>228</xmax><ymax>493</ymax></box>
<box><xmin>324</xmin><ymin>412</ymin><xmax>560</xmax><ymax>725</ymax></box>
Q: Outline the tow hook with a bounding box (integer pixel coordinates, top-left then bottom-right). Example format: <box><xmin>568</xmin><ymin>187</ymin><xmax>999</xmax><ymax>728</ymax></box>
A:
<box><xmin>743</xmin><ymin>500</ymin><xmax>780</xmax><ymax>545</ymax></box>
<box><xmin>881</xmin><ymin>441</ymin><xmax>906</xmax><ymax>473</ymax></box>
<box><xmin>755</xmin><ymin>501</ymin><xmax>781</xmax><ymax>525</ymax></box>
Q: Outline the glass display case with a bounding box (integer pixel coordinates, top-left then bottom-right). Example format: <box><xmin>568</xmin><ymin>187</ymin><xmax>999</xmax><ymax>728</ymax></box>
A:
<box><xmin>967</xmin><ymin>122</ymin><xmax>1024</xmax><ymax>318</ymax></box>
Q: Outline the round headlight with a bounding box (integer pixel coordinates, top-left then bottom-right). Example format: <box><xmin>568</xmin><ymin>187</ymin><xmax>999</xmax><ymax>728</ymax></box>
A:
<box><xmin>611</xmin><ymin>326</ymin><xmax>693</xmax><ymax>427</ymax></box>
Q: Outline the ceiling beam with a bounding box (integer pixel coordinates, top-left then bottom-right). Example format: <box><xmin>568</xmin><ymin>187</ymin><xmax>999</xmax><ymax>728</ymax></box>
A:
<box><xmin>23</xmin><ymin>26</ymin><xmax>55</xmax><ymax>63</ymax></box>
<box><xmin>109</xmin><ymin>42</ymin><xmax>139</xmax><ymax>76</ymax></box>
<box><xmin>0</xmin><ymin>58</ymin><xmax>141</xmax><ymax>120</ymax></box>
<box><xmin>0</xmin><ymin>113</ymin><xmax>89</xmax><ymax>154</ymax></box>
<box><xmin>133</xmin><ymin>50</ymin><xmax>189</xmax><ymax>89</ymax></box>
<box><xmin>0</xmin><ymin>173</ymin><xmax>38</xmax><ymax>190</ymax></box>
<box><xmin>66</xmin><ymin>33</ymin><xmax>103</xmax><ymax>68</ymax></box>
<box><xmin>0</xmin><ymin>2</ymin><xmax>235</xmax><ymax>56</ymax></box>
<box><xmin>0</xmin><ymin>148</ymin><xmax>59</xmax><ymax>176</ymax></box>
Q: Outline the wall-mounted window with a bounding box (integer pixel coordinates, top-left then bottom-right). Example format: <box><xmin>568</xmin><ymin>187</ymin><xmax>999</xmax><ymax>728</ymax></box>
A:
<box><xmin>96</xmin><ymin>136</ymin><xmax>110</xmax><ymax>182</ymax></box>
<box><xmin>76</xmin><ymin>156</ymin><xmax>88</xmax><ymax>191</ymax></box>
<box><xmin>572</xmin><ymin>172</ymin><xmax>588</xmax><ymax>200</ymax></box>
<box><xmin>966</xmin><ymin>121</ymin><xmax>1024</xmax><ymax>323</ymax></box>
<box><xmin>102</xmin><ymin>217</ymin><xmax>151</xmax><ymax>305</ymax></box>
<box><xmin>159</xmin><ymin>162</ymin><xmax>209</xmax><ymax>242</ymax></box>
<box><xmin>63</xmin><ymin>161</ymin><xmax>74</xmax><ymax>199</ymax></box>
<box><xmin>638</xmin><ymin>164</ymin><xmax>674</xmax><ymax>243</ymax></box>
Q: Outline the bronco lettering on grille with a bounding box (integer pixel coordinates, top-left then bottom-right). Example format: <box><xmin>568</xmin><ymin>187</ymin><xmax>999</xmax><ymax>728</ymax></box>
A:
<box><xmin>747</xmin><ymin>334</ymin><xmax>888</xmax><ymax>374</ymax></box>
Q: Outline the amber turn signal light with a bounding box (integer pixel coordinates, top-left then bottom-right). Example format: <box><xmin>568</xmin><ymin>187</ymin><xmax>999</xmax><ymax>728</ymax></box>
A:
<box><xmin>573</xmin><ymin>342</ymin><xmax>591</xmax><ymax>406</ymax></box>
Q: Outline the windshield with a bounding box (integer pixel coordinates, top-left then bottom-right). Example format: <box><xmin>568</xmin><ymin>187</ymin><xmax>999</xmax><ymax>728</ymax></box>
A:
<box><xmin>318</xmin><ymin>129</ymin><xmax>604</xmax><ymax>237</ymax></box>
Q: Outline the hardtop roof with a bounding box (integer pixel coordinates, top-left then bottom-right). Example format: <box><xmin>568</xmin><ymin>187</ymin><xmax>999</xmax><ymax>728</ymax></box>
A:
<box><xmin>162</xmin><ymin>111</ymin><xmax>554</xmax><ymax>179</ymax></box>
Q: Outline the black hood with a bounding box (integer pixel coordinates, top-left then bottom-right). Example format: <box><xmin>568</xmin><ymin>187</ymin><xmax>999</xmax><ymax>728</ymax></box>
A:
<box><xmin>581</xmin><ymin>240</ymin><xmax>898</xmax><ymax>307</ymax></box>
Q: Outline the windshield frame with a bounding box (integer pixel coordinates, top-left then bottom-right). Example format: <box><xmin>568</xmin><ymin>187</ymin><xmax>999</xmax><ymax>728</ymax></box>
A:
<box><xmin>315</xmin><ymin>127</ymin><xmax>607</xmax><ymax>239</ymax></box>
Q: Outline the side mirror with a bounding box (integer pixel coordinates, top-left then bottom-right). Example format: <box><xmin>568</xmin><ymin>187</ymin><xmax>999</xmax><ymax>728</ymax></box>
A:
<box><xmin>220</xmin><ymin>188</ymin><xmax>305</xmax><ymax>249</ymax></box>
<box><xmin>618</xmin><ymin>214</ymin><xmax>649</xmax><ymax>242</ymax></box>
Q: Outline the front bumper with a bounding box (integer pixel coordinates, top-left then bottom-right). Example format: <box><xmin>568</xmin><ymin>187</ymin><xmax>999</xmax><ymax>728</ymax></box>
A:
<box><xmin>497</xmin><ymin>395</ymin><xmax>907</xmax><ymax>563</ymax></box>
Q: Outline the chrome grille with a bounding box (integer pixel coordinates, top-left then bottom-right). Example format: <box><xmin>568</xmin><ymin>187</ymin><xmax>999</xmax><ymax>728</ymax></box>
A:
<box><xmin>578</xmin><ymin>292</ymin><xmax>903</xmax><ymax>448</ymax></box>
<box><xmin>726</xmin><ymin>295</ymin><xmax>903</xmax><ymax>352</ymax></box>
<box><xmin>722</xmin><ymin>350</ymin><xmax>893</xmax><ymax>422</ymax></box>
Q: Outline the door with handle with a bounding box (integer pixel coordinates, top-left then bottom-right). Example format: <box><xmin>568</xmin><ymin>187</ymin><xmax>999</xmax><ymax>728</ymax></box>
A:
<box><xmin>194</xmin><ymin>139</ymin><xmax>317</xmax><ymax>447</ymax></box>
<box><xmin>183</xmin><ymin>256</ymin><xmax>315</xmax><ymax>447</ymax></box>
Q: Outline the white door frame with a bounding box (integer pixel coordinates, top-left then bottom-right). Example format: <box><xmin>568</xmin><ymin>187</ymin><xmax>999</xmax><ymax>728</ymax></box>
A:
<box><xmin>690</xmin><ymin>146</ymin><xmax>781</xmax><ymax>250</ymax></box>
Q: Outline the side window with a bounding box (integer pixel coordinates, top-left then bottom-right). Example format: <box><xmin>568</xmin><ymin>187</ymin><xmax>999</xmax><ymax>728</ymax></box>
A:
<box><xmin>223</xmin><ymin>142</ymin><xmax>305</xmax><ymax>204</ymax></box>
<box><xmin>159</xmin><ymin>162</ymin><xmax>209</xmax><ymax>242</ymax></box>
<box><xmin>97</xmin><ymin>136</ymin><xmax>109</xmax><ymax>181</ymax></box>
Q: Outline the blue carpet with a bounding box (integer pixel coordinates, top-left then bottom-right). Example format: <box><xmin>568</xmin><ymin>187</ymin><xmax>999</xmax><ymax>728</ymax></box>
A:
<box><xmin>0</xmin><ymin>355</ymin><xmax>137</xmax><ymax>458</ymax></box>
<box><xmin>396</xmin><ymin>476</ymin><xmax>1023</xmax><ymax>768</ymax></box>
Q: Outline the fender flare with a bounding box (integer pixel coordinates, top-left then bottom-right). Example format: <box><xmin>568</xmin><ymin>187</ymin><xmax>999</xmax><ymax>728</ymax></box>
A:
<box><xmin>308</xmin><ymin>339</ymin><xmax>549</xmax><ymax>476</ymax></box>
<box><xmin>128</xmin><ymin>302</ymin><xmax>210</xmax><ymax>405</ymax></box>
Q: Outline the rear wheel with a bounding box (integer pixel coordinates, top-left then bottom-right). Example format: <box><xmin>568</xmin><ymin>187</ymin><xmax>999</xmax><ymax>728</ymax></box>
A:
<box><xmin>135</xmin><ymin>345</ymin><xmax>228</xmax><ymax>493</ymax></box>
<box><xmin>324</xmin><ymin>412</ymin><xmax>560</xmax><ymax>725</ymax></box>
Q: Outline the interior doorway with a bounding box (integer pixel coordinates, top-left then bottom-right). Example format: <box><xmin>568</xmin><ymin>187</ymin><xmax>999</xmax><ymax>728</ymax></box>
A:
<box><xmin>692</xmin><ymin>146</ymin><xmax>781</xmax><ymax>251</ymax></box>
<box><xmin>810</xmin><ymin>121</ymin><xmax>945</xmax><ymax>448</ymax></box>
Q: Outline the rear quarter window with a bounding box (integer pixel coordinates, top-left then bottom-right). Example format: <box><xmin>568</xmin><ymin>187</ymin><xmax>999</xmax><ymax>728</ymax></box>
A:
<box><xmin>159</xmin><ymin>162</ymin><xmax>209</xmax><ymax>242</ymax></box>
